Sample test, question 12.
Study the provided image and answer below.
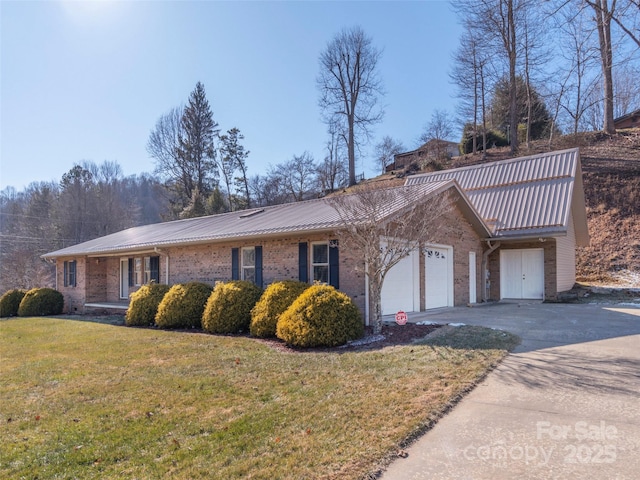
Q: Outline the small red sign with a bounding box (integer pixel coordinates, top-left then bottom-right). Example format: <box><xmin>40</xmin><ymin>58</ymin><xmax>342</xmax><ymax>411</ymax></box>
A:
<box><xmin>395</xmin><ymin>310</ymin><xmax>407</xmax><ymax>325</ymax></box>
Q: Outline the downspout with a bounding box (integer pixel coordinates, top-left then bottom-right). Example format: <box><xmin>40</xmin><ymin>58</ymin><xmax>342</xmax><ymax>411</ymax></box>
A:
<box><xmin>481</xmin><ymin>240</ymin><xmax>500</xmax><ymax>303</ymax></box>
<box><xmin>154</xmin><ymin>247</ymin><xmax>169</xmax><ymax>285</ymax></box>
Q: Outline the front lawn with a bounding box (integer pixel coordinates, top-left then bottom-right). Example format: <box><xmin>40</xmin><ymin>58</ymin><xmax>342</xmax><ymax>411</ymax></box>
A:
<box><xmin>0</xmin><ymin>317</ymin><xmax>518</xmax><ymax>479</ymax></box>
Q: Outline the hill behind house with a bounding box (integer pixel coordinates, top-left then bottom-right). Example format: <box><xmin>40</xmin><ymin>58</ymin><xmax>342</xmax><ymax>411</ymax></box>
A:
<box><xmin>371</xmin><ymin>129</ymin><xmax>640</xmax><ymax>288</ymax></box>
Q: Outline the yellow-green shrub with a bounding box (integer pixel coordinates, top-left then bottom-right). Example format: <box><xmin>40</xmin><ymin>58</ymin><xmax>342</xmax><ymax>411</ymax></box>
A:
<box><xmin>17</xmin><ymin>288</ymin><xmax>64</xmax><ymax>317</ymax></box>
<box><xmin>276</xmin><ymin>284</ymin><xmax>363</xmax><ymax>347</ymax></box>
<box><xmin>0</xmin><ymin>289</ymin><xmax>27</xmax><ymax>317</ymax></box>
<box><xmin>125</xmin><ymin>283</ymin><xmax>171</xmax><ymax>327</ymax></box>
<box><xmin>155</xmin><ymin>282</ymin><xmax>212</xmax><ymax>329</ymax></box>
<box><xmin>202</xmin><ymin>281</ymin><xmax>263</xmax><ymax>334</ymax></box>
<box><xmin>250</xmin><ymin>280</ymin><xmax>309</xmax><ymax>338</ymax></box>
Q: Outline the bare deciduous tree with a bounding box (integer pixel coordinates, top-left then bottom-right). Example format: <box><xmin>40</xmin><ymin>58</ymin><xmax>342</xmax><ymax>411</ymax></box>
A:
<box><xmin>318</xmin><ymin>127</ymin><xmax>348</xmax><ymax>193</ymax></box>
<box><xmin>456</xmin><ymin>0</ymin><xmax>543</xmax><ymax>152</ymax></box>
<box><xmin>419</xmin><ymin>109</ymin><xmax>455</xmax><ymax>161</ymax></box>
<box><xmin>279</xmin><ymin>152</ymin><xmax>319</xmax><ymax>202</ymax></box>
<box><xmin>374</xmin><ymin>136</ymin><xmax>405</xmax><ymax>174</ymax></box>
<box><xmin>450</xmin><ymin>30</ymin><xmax>492</xmax><ymax>155</ymax></box>
<box><xmin>329</xmin><ymin>184</ymin><xmax>454</xmax><ymax>335</ymax></box>
<box><xmin>147</xmin><ymin>106</ymin><xmax>183</xmax><ymax>187</ymax></box>
<box><xmin>582</xmin><ymin>0</ymin><xmax>640</xmax><ymax>132</ymax></box>
<box><xmin>318</xmin><ymin>26</ymin><xmax>384</xmax><ymax>186</ymax></box>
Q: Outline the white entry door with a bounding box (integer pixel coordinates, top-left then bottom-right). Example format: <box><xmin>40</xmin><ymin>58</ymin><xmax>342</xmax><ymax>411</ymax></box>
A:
<box><xmin>500</xmin><ymin>249</ymin><xmax>544</xmax><ymax>299</ymax></box>
<box><xmin>380</xmin><ymin>248</ymin><xmax>420</xmax><ymax>315</ymax></box>
<box><xmin>424</xmin><ymin>245</ymin><xmax>453</xmax><ymax>309</ymax></box>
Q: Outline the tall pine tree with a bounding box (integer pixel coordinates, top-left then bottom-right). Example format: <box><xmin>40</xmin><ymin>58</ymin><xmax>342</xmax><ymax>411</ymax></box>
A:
<box><xmin>176</xmin><ymin>82</ymin><xmax>219</xmax><ymax>211</ymax></box>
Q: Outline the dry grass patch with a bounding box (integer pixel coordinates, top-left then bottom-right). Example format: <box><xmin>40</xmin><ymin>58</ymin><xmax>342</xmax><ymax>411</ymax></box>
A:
<box><xmin>0</xmin><ymin>318</ymin><xmax>518</xmax><ymax>479</ymax></box>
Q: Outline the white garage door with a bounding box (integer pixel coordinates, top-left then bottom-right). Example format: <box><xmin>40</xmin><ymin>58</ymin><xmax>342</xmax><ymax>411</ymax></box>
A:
<box><xmin>425</xmin><ymin>246</ymin><xmax>453</xmax><ymax>309</ymax></box>
<box><xmin>500</xmin><ymin>249</ymin><xmax>544</xmax><ymax>299</ymax></box>
<box><xmin>380</xmin><ymin>249</ymin><xmax>419</xmax><ymax>315</ymax></box>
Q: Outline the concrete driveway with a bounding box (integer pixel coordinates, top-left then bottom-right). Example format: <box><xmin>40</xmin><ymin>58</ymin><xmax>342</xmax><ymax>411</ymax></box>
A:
<box><xmin>380</xmin><ymin>302</ymin><xmax>640</xmax><ymax>479</ymax></box>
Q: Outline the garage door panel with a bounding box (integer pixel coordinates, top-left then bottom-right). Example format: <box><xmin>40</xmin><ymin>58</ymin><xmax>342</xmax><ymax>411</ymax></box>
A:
<box><xmin>381</xmin><ymin>250</ymin><xmax>419</xmax><ymax>315</ymax></box>
<box><xmin>425</xmin><ymin>246</ymin><xmax>452</xmax><ymax>309</ymax></box>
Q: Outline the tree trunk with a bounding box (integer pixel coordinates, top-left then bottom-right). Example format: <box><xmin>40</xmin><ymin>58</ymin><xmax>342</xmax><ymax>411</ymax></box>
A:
<box><xmin>481</xmin><ymin>64</ymin><xmax>487</xmax><ymax>159</ymax></box>
<box><xmin>369</xmin><ymin>277</ymin><xmax>383</xmax><ymax>335</ymax></box>
<box><xmin>348</xmin><ymin>113</ymin><xmax>357</xmax><ymax>186</ymax></box>
<box><xmin>594</xmin><ymin>0</ymin><xmax>616</xmax><ymax>134</ymax></box>
<box><xmin>508</xmin><ymin>0</ymin><xmax>519</xmax><ymax>153</ymax></box>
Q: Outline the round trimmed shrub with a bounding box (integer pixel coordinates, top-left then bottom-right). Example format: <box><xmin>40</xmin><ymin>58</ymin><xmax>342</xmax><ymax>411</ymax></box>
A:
<box><xmin>17</xmin><ymin>288</ymin><xmax>64</xmax><ymax>317</ymax></box>
<box><xmin>250</xmin><ymin>281</ymin><xmax>309</xmax><ymax>338</ymax></box>
<box><xmin>155</xmin><ymin>282</ymin><xmax>212</xmax><ymax>329</ymax></box>
<box><xmin>125</xmin><ymin>283</ymin><xmax>171</xmax><ymax>327</ymax></box>
<box><xmin>0</xmin><ymin>289</ymin><xmax>27</xmax><ymax>317</ymax></box>
<box><xmin>202</xmin><ymin>281</ymin><xmax>263</xmax><ymax>334</ymax></box>
<box><xmin>276</xmin><ymin>284</ymin><xmax>363</xmax><ymax>348</ymax></box>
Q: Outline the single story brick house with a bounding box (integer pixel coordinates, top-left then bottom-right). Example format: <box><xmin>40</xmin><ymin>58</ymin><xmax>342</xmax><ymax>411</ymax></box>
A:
<box><xmin>43</xmin><ymin>148</ymin><xmax>588</xmax><ymax>325</ymax></box>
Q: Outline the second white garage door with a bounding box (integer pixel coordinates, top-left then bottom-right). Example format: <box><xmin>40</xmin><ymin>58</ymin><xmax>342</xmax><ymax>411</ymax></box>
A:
<box><xmin>425</xmin><ymin>245</ymin><xmax>453</xmax><ymax>309</ymax></box>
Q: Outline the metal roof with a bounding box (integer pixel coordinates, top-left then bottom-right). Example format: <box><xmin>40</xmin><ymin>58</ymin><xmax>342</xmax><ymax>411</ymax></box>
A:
<box><xmin>43</xmin><ymin>148</ymin><xmax>589</xmax><ymax>259</ymax></box>
<box><xmin>405</xmin><ymin>148</ymin><xmax>589</xmax><ymax>242</ymax></box>
<box><xmin>43</xmin><ymin>181</ymin><xmax>465</xmax><ymax>258</ymax></box>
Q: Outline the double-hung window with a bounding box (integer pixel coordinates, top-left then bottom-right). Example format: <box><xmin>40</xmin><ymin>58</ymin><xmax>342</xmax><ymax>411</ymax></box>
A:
<box><xmin>241</xmin><ymin>247</ymin><xmax>256</xmax><ymax>283</ymax></box>
<box><xmin>63</xmin><ymin>260</ymin><xmax>77</xmax><ymax>287</ymax></box>
<box><xmin>311</xmin><ymin>243</ymin><xmax>329</xmax><ymax>283</ymax></box>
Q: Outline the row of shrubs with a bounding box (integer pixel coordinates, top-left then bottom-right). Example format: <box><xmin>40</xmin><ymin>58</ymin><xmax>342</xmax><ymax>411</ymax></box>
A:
<box><xmin>0</xmin><ymin>288</ymin><xmax>64</xmax><ymax>317</ymax></box>
<box><xmin>125</xmin><ymin>280</ymin><xmax>364</xmax><ymax>348</ymax></box>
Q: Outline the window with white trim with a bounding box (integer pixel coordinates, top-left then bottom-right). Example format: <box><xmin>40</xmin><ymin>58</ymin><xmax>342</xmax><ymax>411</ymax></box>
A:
<box><xmin>311</xmin><ymin>242</ymin><xmax>329</xmax><ymax>283</ymax></box>
<box><xmin>241</xmin><ymin>247</ymin><xmax>256</xmax><ymax>283</ymax></box>
<box><xmin>64</xmin><ymin>260</ymin><xmax>77</xmax><ymax>287</ymax></box>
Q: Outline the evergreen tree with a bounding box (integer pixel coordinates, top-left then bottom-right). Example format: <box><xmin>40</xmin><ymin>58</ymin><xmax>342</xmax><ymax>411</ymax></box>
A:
<box><xmin>176</xmin><ymin>82</ymin><xmax>219</xmax><ymax>210</ymax></box>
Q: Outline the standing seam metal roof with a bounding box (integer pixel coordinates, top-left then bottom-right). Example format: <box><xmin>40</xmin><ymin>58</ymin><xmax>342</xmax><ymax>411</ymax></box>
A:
<box><xmin>405</xmin><ymin>148</ymin><xmax>581</xmax><ymax>237</ymax></box>
<box><xmin>42</xmin><ymin>181</ymin><xmax>457</xmax><ymax>258</ymax></box>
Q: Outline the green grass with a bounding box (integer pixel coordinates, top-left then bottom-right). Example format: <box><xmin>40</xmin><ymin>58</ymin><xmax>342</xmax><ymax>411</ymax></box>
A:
<box><xmin>0</xmin><ymin>317</ymin><xmax>519</xmax><ymax>479</ymax></box>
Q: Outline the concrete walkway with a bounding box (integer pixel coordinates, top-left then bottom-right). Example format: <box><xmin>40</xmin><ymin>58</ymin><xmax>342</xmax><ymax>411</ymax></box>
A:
<box><xmin>380</xmin><ymin>302</ymin><xmax>640</xmax><ymax>479</ymax></box>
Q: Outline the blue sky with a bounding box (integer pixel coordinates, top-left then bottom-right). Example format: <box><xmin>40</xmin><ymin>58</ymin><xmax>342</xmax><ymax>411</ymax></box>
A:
<box><xmin>1</xmin><ymin>0</ymin><xmax>462</xmax><ymax>191</ymax></box>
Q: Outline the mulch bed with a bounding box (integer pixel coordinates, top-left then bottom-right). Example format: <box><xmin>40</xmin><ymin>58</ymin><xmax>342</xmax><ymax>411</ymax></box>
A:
<box><xmin>258</xmin><ymin>323</ymin><xmax>443</xmax><ymax>353</ymax></box>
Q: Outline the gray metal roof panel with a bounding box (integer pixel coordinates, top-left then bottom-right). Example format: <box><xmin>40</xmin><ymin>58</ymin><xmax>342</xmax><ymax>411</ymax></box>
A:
<box><xmin>405</xmin><ymin>148</ymin><xmax>580</xmax><ymax>236</ymax></box>
<box><xmin>43</xmin><ymin>181</ymin><xmax>456</xmax><ymax>258</ymax></box>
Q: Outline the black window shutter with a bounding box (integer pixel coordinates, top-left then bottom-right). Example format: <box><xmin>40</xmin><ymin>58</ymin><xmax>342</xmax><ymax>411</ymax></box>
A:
<box><xmin>63</xmin><ymin>261</ymin><xmax>69</xmax><ymax>287</ymax></box>
<box><xmin>231</xmin><ymin>248</ymin><xmax>239</xmax><ymax>280</ymax></box>
<box><xmin>255</xmin><ymin>246</ymin><xmax>263</xmax><ymax>288</ymax></box>
<box><xmin>150</xmin><ymin>256</ymin><xmax>160</xmax><ymax>283</ymax></box>
<box><xmin>298</xmin><ymin>242</ymin><xmax>308</xmax><ymax>283</ymax></box>
<box><xmin>128</xmin><ymin>258</ymin><xmax>134</xmax><ymax>287</ymax></box>
<box><xmin>329</xmin><ymin>240</ymin><xmax>339</xmax><ymax>289</ymax></box>
<box><xmin>70</xmin><ymin>261</ymin><xmax>76</xmax><ymax>287</ymax></box>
